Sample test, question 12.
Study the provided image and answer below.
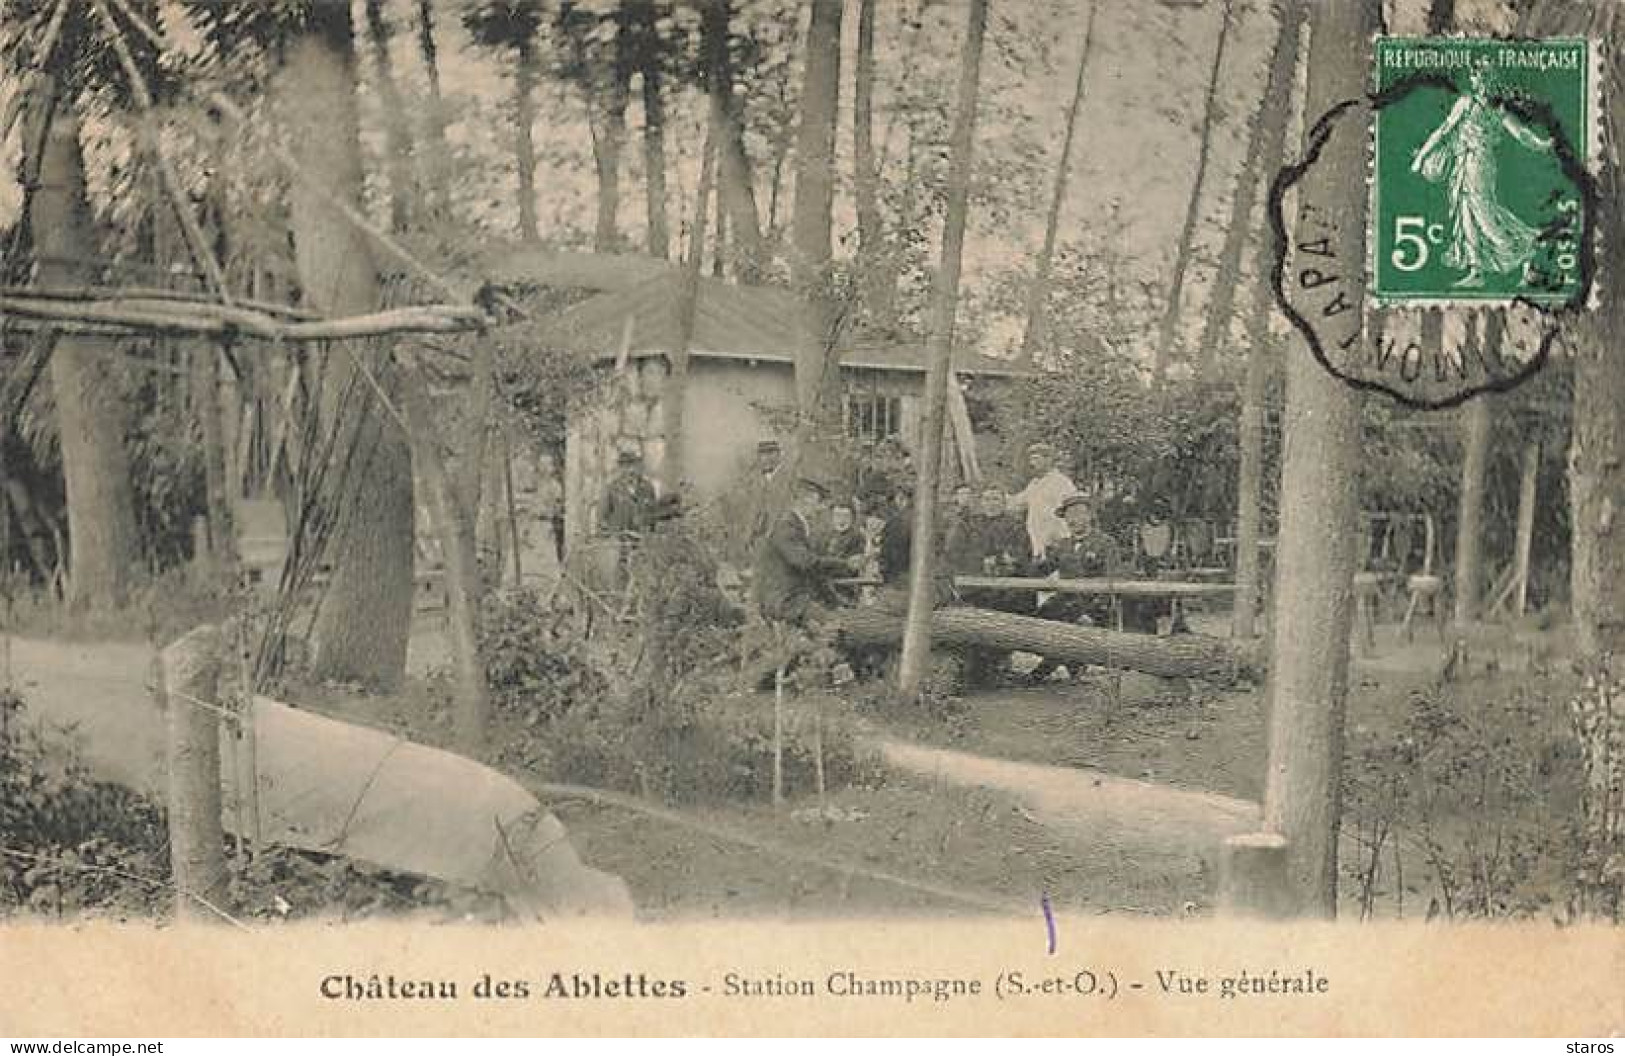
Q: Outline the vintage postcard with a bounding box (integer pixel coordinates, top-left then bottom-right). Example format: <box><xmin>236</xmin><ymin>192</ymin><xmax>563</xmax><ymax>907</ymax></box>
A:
<box><xmin>0</xmin><ymin>0</ymin><xmax>1621</xmax><ymax>1040</ymax></box>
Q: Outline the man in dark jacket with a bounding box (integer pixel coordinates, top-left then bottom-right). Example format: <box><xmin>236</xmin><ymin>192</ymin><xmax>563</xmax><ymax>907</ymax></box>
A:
<box><xmin>597</xmin><ymin>449</ymin><xmax>657</xmax><ymax>589</ymax></box>
<box><xmin>753</xmin><ymin>477</ymin><xmax>854</xmax><ymax>625</ymax></box>
<box><xmin>950</xmin><ymin>485</ymin><xmax>1031</xmax><ymax>610</ymax></box>
<box><xmin>598</xmin><ymin>449</ymin><xmax>656</xmax><ymax>537</ymax></box>
<box><xmin>1029</xmin><ymin>492</ymin><xmax>1124</xmax><ymax>682</ymax></box>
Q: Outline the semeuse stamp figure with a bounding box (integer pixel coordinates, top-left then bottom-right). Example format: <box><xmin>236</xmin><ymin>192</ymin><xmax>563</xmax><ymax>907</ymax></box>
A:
<box><xmin>1410</xmin><ymin>65</ymin><xmax>1554</xmax><ymax>290</ymax></box>
<box><xmin>1274</xmin><ymin>32</ymin><xmax>1596</xmax><ymax>409</ymax></box>
<box><xmin>1372</xmin><ymin>37</ymin><xmax>1590</xmax><ymax>306</ymax></box>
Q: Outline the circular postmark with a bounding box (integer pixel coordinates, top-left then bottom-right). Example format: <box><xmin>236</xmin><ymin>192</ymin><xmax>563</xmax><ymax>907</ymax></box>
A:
<box><xmin>1271</xmin><ymin>36</ymin><xmax>1598</xmax><ymax>410</ymax></box>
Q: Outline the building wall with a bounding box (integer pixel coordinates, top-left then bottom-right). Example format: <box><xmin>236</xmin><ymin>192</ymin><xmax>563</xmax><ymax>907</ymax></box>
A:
<box><xmin>564</xmin><ymin>355</ymin><xmax>1005</xmax><ymax>549</ymax></box>
<box><xmin>679</xmin><ymin>358</ymin><xmax>795</xmax><ymax>498</ymax></box>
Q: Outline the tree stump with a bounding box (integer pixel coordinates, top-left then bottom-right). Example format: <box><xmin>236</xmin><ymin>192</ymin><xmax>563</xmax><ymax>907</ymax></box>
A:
<box><xmin>1218</xmin><ymin>832</ymin><xmax>1292</xmax><ymax>919</ymax></box>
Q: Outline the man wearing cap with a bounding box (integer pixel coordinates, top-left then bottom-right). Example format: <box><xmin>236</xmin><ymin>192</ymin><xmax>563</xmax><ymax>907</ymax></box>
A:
<box><xmin>753</xmin><ymin>476</ymin><xmax>857</xmax><ymax>625</ymax></box>
<box><xmin>598</xmin><ymin>448</ymin><xmax>657</xmax><ymax>537</ymax></box>
<box><xmin>598</xmin><ymin>448</ymin><xmax>658</xmax><ymax>588</ymax></box>
<box><xmin>749</xmin><ymin>439</ymin><xmax>786</xmax><ymax>539</ymax></box>
<box><xmin>755</xmin><ymin>438</ymin><xmax>783</xmax><ymax>481</ymax></box>
<box><xmin>1028</xmin><ymin>492</ymin><xmax>1124</xmax><ymax>682</ymax></box>
<box><xmin>1008</xmin><ymin>442</ymin><xmax>1078</xmax><ymax>560</ymax></box>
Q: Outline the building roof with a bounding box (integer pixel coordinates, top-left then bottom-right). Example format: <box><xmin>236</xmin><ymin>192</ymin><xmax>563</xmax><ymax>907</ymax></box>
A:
<box><xmin>537</xmin><ymin>271</ymin><xmax>1031</xmax><ymax>378</ymax></box>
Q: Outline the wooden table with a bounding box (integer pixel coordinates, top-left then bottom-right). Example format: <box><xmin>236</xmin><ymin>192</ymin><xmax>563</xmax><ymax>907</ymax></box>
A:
<box><xmin>953</xmin><ymin>575</ymin><xmax>1237</xmax><ymax>633</ymax></box>
<box><xmin>953</xmin><ymin>575</ymin><xmax>1237</xmax><ymax>597</ymax></box>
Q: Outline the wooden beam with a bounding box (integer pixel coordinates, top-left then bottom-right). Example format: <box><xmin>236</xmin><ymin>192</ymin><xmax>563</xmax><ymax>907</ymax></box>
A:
<box><xmin>0</xmin><ymin>294</ymin><xmax>487</xmax><ymax>342</ymax></box>
<box><xmin>1</xmin><ymin>283</ymin><xmax>321</xmax><ymax>320</ymax></box>
<box><xmin>954</xmin><ymin>575</ymin><xmax>1237</xmax><ymax>598</ymax></box>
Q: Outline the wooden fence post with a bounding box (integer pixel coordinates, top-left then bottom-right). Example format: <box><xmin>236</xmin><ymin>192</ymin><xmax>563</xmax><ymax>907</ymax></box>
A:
<box><xmin>159</xmin><ymin>624</ymin><xmax>227</xmax><ymax>922</ymax></box>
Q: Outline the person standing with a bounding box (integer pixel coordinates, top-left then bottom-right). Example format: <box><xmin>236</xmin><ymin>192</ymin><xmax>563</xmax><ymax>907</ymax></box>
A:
<box><xmin>1008</xmin><ymin>442</ymin><xmax>1078</xmax><ymax>560</ymax></box>
<box><xmin>598</xmin><ymin>448</ymin><xmax>657</xmax><ymax>536</ymax></box>
<box><xmin>598</xmin><ymin>448</ymin><xmax>657</xmax><ymax>588</ymax></box>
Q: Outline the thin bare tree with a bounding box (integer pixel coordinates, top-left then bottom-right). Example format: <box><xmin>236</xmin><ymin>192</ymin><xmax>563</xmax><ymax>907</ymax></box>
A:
<box><xmin>1153</xmin><ymin>0</ymin><xmax>1236</xmax><ymax>378</ymax></box>
<box><xmin>897</xmin><ymin>0</ymin><xmax>990</xmax><ymax>698</ymax></box>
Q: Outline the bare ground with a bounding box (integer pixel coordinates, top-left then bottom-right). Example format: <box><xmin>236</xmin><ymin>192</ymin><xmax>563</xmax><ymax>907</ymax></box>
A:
<box><xmin>3</xmin><ymin>613</ymin><xmax>1567</xmax><ymax>921</ymax></box>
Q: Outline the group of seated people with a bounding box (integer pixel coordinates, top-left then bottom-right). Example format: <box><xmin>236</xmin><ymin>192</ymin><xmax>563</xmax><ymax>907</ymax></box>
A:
<box><xmin>754</xmin><ymin>448</ymin><xmax>1147</xmax><ymax>629</ymax></box>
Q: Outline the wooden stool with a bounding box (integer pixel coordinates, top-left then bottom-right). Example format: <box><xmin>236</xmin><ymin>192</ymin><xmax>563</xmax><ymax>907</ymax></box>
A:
<box><xmin>1400</xmin><ymin>513</ymin><xmax>1445</xmax><ymax>642</ymax></box>
<box><xmin>1402</xmin><ymin>573</ymin><xmax>1445</xmax><ymax>642</ymax></box>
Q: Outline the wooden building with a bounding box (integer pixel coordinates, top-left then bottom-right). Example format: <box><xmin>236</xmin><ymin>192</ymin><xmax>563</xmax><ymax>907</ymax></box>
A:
<box><xmin>539</xmin><ymin>272</ymin><xmax>1025</xmax><ymax>550</ymax></box>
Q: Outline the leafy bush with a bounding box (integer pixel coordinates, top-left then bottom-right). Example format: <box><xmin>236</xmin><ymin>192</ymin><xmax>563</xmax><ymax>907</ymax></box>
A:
<box><xmin>1341</xmin><ymin>670</ymin><xmax>1586</xmax><ymax>921</ymax></box>
<box><xmin>546</xmin><ymin>685</ymin><xmax>881</xmax><ymax>804</ymax></box>
<box><xmin>489</xmin><ymin>526</ymin><xmax>884</xmax><ymax>804</ymax></box>
<box><xmin>0</xmin><ymin>688</ymin><xmax>171</xmax><ymax>917</ymax></box>
<box><xmin>480</xmin><ymin>586</ymin><xmax>611</xmax><ymax>729</ymax></box>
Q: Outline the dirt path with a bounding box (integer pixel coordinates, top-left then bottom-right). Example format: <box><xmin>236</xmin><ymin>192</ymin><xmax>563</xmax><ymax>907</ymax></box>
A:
<box><xmin>872</xmin><ymin>736</ymin><xmax>1259</xmax><ymax>859</ymax></box>
<box><xmin>7</xmin><ymin>632</ymin><xmax>1247</xmax><ymax>914</ymax></box>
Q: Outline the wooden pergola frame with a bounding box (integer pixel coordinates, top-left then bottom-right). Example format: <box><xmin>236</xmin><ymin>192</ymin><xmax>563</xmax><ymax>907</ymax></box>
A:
<box><xmin>0</xmin><ymin>289</ymin><xmax>489</xmax><ymax>342</ymax></box>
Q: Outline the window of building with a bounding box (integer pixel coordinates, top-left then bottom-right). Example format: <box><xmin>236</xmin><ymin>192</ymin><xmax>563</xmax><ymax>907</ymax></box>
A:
<box><xmin>845</xmin><ymin>392</ymin><xmax>903</xmax><ymax>443</ymax></box>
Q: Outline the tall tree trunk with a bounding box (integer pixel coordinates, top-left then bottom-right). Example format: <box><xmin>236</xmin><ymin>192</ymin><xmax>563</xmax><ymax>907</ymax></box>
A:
<box><xmin>397</xmin><ymin>359</ymin><xmax>489</xmax><ymax>754</ymax></box>
<box><xmin>1153</xmin><ymin>0</ymin><xmax>1235</xmax><ymax>378</ymax></box>
<box><xmin>789</xmin><ymin>0</ymin><xmax>845</xmax><ymax>471</ymax></box>
<box><xmin>1231</xmin><ymin>0</ymin><xmax>1303</xmax><ymax>640</ymax></box>
<box><xmin>276</xmin><ymin>5</ymin><xmax>415</xmax><ymax>693</ymax></box>
<box><xmin>513</xmin><ymin>34</ymin><xmax>542</xmax><ymax>243</ymax></box>
<box><xmin>1561</xmin><ymin>0</ymin><xmax>1625</xmax><ymax>919</ymax></box>
<box><xmin>853</xmin><ymin>0</ymin><xmax>885</xmax><ymax>317</ymax></box>
<box><xmin>1453</xmin><ymin>330</ymin><xmax>1493</xmax><ymax>626</ymax></box>
<box><xmin>896</xmin><ymin>0</ymin><xmax>988</xmax><ymax>699</ymax></box>
<box><xmin>198</xmin><ymin>142</ymin><xmax>236</xmax><ymax>581</ymax></box>
<box><xmin>712</xmin><ymin>178</ymin><xmax>727</xmax><ymax>278</ymax></box>
<box><xmin>28</xmin><ymin>96</ymin><xmax>140</xmax><ymax>610</ymax></box>
<box><xmin>193</xmin><ymin>341</ymin><xmax>234</xmax><ymax>581</ymax></box>
<box><xmin>363</xmin><ymin>0</ymin><xmax>415</xmax><ymax>233</ymax></box>
<box><xmin>414</xmin><ymin>0</ymin><xmax>454</xmax><ymax>221</ymax></box>
<box><xmin>702</xmin><ymin>0</ymin><xmax>764</xmax><ymax>280</ymax></box>
<box><xmin>1018</xmin><ymin>1</ymin><xmax>1096</xmax><ymax>365</ymax></box>
<box><xmin>1261</xmin><ymin>0</ymin><xmax>1373</xmax><ymax>917</ymax></box>
<box><xmin>1426</xmin><ymin>0</ymin><xmax>1455</xmax><ymax>34</ymax></box>
<box><xmin>1196</xmin><ymin>0</ymin><xmax>1297</xmax><ymax>377</ymax></box>
<box><xmin>635</xmin><ymin>2</ymin><xmax>669</xmax><ymax>260</ymax></box>
<box><xmin>665</xmin><ymin>125</ymin><xmax>716</xmax><ymax>497</ymax></box>
<box><xmin>867</xmin><ymin>127</ymin><xmax>921</xmax><ymax>337</ymax></box>
<box><xmin>417</xmin><ymin>0</ymin><xmax>443</xmax><ymax>97</ymax></box>
<box><xmin>587</xmin><ymin>19</ymin><xmax>633</xmax><ymax>253</ymax></box>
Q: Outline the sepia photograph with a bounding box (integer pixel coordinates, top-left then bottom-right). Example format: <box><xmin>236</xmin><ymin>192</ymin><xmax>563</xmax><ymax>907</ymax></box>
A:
<box><xmin>0</xmin><ymin>0</ymin><xmax>1620</xmax><ymax>1039</ymax></box>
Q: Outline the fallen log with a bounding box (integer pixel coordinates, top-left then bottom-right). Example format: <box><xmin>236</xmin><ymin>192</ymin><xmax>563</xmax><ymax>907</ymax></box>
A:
<box><xmin>838</xmin><ymin>604</ymin><xmax>1263</xmax><ymax>680</ymax></box>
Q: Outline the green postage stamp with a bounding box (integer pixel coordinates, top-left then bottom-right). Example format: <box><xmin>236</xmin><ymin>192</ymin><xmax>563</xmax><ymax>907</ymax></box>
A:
<box><xmin>1371</xmin><ymin>36</ymin><xmax>1594</xmax><ymax>306</ymax></box>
